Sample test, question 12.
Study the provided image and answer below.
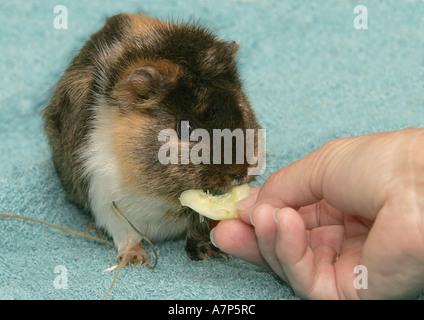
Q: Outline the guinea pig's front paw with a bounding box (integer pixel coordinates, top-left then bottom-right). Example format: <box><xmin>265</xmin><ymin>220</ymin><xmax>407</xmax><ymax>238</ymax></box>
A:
<box><xmin>185</xmin><ymin>238</ymin><xmax>227</xmax><ymax>261</ymax></box>
<box><xmin>117</xmin><ymin>242</ymin><xmax>150</xmax><ymax>267</ymax></box>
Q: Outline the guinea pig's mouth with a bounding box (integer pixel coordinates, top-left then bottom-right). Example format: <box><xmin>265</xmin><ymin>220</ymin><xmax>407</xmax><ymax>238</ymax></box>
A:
<box><xmin>203</xmin><ymin>183</ymin><xmax>245</xmax><ymax>196</ymax></box>
<box><xmin>205</xmin><ymin>175</ymin><xmax>255</xmax><ymax>196</ymax></box>
<box><xmin>205</xmin><ymin>189</ymin><xmax>226</xmax><ymax>196</ymax></box>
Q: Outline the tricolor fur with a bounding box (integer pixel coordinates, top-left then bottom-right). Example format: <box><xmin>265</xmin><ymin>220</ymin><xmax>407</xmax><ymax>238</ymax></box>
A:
<box><xmin>43</xmin><ymin>13</ymin><xmax>260</xmax><ymax>263</ymax></box>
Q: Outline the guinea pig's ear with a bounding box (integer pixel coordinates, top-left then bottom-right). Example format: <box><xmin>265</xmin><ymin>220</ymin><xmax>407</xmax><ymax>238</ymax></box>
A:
<box><xmin>112</xmin><ymin>66</ymin><xmax>170</xmax><ymax>111</ymax></box>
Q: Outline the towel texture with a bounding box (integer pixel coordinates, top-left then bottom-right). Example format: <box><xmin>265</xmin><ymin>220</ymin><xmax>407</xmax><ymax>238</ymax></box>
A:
<box><xmin>1</xmin><ymin>0</ymin><xmax>423</xmax><ymax>300</ymax></box>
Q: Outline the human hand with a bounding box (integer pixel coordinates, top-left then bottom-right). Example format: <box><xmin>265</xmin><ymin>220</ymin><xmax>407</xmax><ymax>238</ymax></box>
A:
<box><xmin>211</xmin><ymin>129</ymin><xmax>424</xmax><ymax>299</ymax></box>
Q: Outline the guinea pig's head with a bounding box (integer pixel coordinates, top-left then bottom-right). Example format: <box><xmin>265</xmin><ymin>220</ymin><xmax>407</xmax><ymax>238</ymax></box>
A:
<box><xmin>109</xmin><ymin>27</ymin><xmax>262</xmax><ymax>206</ymax></box>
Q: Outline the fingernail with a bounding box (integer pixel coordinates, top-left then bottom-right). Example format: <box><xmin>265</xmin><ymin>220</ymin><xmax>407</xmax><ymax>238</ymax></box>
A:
<box><xmin>236</xmin><ymin>193</ymin><xmax>258</xmax><ymax>211</ymax></box>
<box><xmin>210</xmin><ymin>227</ymin><xmax>218</xmax><ymax>248</ymax></box>
<box><xmin>249</xmin><ymin>207</ymin><xmax>255</xmax><ymax>227</ymax></box>
<box><xmin>273</xmin><ymin>208</ymin><xmax>281</xmax><ymax>225</ymax></box>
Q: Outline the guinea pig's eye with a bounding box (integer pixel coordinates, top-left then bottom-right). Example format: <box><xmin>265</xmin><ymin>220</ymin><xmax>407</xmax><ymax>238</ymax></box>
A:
<box><xmin>176</xmin><ymin>118</ymin><xmax>195</xmax><ymax>141</ymax></box>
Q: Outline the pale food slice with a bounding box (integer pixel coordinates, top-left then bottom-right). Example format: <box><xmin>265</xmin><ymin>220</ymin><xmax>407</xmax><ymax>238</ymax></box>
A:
<box><xmin>179</xmin><ymin>184</ymin><xmax>251</xmax><ymax>220</ymax></box>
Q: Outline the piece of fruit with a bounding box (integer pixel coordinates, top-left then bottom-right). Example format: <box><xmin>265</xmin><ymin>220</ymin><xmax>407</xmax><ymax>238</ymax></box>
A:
<box><xmin>179</xmin><ymin>184</ymin><xmax>251</xmax><ymax>220</ymax></box>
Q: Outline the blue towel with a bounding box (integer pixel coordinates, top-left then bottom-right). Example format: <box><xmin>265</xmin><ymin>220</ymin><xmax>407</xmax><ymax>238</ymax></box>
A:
<box><xmin>1</xmin><ymin>0</ymin><xmax>423</xmax><ymax>300</ymax></box>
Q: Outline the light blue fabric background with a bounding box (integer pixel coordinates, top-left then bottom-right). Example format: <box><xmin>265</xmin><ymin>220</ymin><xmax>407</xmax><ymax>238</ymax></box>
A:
<box><xmin>1</xmin><ymin>0</ymin><xmax>423</xmax><ymax>299</ymax></box>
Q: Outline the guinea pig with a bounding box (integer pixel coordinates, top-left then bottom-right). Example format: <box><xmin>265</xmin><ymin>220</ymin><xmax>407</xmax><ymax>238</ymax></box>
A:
<box><xmin>43</xmin><ymin>13</ymin><xmax>261</xmax><ymax>266</ymax></box>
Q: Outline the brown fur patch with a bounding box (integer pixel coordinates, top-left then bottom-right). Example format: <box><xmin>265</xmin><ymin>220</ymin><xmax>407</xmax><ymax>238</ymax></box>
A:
<box><xmin>61</xmin><ymin>69</ymin><xmax>94</xmax><ymax>106</ymax></box>
<box><xmin>118</xmin><ymin>59</ymin><xmax>183</xmax><ymax>85</ymax></box>
<box><xmin>125</xmin><ymin>13</ymin><xmax>166</xmax><ymax>36</ymax></box>
<box><xmin>111</xmin><ymin>59</ymin><xmax>183</xmax><ymax>114</ymax></box>
<box><xmin>111</xmin><ymin>108</ymin><xmax>152</xmax><ymax>193</ymax></box>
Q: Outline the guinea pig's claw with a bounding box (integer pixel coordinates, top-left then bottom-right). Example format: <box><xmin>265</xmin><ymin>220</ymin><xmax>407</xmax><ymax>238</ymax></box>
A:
<box><xmin>117</xmin><ymin>242</ymin><xmax>150</xmax><ymax>267</ymax></box>
<box><xmin>185</xmin><ymin>239</ymin><xmax>227</xmax><ymax>261</ymax></box>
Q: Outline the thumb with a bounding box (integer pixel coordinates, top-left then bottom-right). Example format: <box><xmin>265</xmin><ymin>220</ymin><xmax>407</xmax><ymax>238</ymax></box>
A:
<box><xmin>246</xmin><ymin>133</ymin><xmax>401</xmax><ymax>221</ymax></box>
